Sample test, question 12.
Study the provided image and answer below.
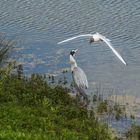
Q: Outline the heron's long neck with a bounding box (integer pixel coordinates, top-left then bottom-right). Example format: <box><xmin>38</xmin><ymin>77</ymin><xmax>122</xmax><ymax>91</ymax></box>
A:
<box><xmin>70</xmin><ymin>55</ymin><xmax>77</xmax><ymax>71</ymax></box>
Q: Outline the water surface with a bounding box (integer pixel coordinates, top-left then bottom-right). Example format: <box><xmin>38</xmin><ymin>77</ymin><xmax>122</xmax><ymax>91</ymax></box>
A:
<box><xmin>0</xmin><ymin>0</ymin><xmax>140</xmax><ymax>96</ymax></box>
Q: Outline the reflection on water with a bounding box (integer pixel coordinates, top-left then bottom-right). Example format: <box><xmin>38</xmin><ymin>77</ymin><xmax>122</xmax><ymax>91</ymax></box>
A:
<box><xmin>0</xmin><ymin>0</ymin><xmax>140</xmax><ymax>96</ymax></box>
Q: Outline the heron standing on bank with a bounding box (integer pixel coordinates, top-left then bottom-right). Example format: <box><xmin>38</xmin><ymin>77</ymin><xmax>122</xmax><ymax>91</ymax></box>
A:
<box><xmin>69</xmin><ymin>49</ymin><xmax>88</xmax><ymax>101</ymax></box>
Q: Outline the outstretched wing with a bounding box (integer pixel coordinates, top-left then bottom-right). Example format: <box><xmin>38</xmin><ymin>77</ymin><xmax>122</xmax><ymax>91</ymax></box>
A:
<box><xmin>98</xmin><ymin>33</ymin><xmax>127</xmax><ymax>65</ymax></box>
<box><xmin>72</xmin><ymin>67</ymin><xmax>88</xmax><ymax>90</ymax></box>
<box><xmin>58</xmin><ymin>34</ymin><xmax>93</xmax><ymax>44</ymax></box>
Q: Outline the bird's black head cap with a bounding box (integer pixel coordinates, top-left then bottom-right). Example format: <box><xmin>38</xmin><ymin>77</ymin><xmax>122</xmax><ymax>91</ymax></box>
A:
<box><xmin>89</xmin><ymin>38</ymin><xmax>94</xmax><ymax>44</ymax></box>
<box><xmin>70</xmin><ymin>49</ymin><xmax>78</xmax><ymax>56</ymax></box>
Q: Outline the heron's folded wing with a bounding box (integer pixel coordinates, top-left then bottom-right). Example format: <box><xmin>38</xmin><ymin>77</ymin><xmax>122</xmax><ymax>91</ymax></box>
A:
<box><xmin>72</xmin><ymin>67</ymin><xmax>88</xmax><ymax>89</ymax></box>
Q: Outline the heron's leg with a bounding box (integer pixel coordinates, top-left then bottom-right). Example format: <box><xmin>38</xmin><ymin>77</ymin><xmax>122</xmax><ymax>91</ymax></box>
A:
<box><xmin>76</xmin><ymin>92</ymin><xmax>81</xmax><ymax>103</ymax></box>
<box><xmin>84</xmin><ymin>97</ymin><xmax>88</xmax><ymax>106</ymax></box>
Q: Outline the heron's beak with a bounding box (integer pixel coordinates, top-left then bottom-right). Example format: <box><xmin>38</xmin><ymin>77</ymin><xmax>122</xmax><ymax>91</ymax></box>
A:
<box><xmin>74</xmin><ymin>49</ymin><xmax>78</xmax><ymax>53</ymax></box>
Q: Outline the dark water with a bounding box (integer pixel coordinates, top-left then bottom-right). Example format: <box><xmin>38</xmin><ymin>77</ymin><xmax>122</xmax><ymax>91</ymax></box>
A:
<box><xmin>0</xmin><ymin>0</ymin><xmax>140</xmax><ymax>96</ymax></box>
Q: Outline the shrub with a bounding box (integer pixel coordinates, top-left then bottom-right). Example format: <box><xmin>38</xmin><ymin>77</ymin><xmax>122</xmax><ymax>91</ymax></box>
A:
<box><xmin>0</xmin><ymin>71</ymin><xmax>116</xmax><ymax>139</ymax></box>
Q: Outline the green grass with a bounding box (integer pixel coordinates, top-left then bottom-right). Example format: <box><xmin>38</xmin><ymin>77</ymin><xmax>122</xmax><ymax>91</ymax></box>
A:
<box><xmin>0</xmin><ymin>73</ymin><xmax>117</xmax><ymax>140</ymax></box>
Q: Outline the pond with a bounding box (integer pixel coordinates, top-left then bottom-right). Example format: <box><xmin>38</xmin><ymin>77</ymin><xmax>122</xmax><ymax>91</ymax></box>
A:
<box><xmin>0</xmin><ymin>0</ymin><xmax>140</xmax><ymax>96</ymax></box>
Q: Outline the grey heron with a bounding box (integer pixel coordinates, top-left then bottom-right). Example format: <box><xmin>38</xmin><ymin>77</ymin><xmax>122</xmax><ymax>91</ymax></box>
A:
<box><xmin>58</xmin><ymin>32</ymin><xmax>127</xmax><ymax>65</ymax></box>
<box><xmin>69</xmin><ymin>49</ymin><xmax>88</xmax><ymax>100</ymax></box>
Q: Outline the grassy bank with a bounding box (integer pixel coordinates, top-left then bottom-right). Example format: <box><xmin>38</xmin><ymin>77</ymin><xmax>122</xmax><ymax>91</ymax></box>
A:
<box><xmin>0</xmin><ymin>71</ymin><xmax>117</xmax><ymax>140</ymax></box>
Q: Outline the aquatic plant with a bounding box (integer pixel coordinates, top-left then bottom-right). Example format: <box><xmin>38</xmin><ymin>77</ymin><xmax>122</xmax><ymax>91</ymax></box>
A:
<box><xmin>90</xmin><ymin>92</ymin><xmax>126</xmax><ymax>122</ymax></box>
<box><xmin>0</xmin><ymin>34</ymin><xmax>15</xmax><ymax>66</ymax></box>
<box><xmin>125</xmin><ymin>124</ymin><xmax>140</xmax><ymax>140</ymax></box>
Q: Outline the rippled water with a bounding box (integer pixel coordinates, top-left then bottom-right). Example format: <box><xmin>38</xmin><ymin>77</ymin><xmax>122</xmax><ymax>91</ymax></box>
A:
<box><xmin>0</xmin><ymin>0</ymin><xmax>140</xmax><ymax>96</ymax></box>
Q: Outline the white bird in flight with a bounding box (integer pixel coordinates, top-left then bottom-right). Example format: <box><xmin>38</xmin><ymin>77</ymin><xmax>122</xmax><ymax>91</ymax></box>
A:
<box><xmin>58</xmin><ymin>32</ymin><xmax>127</xmax><ymax>65</ymax></box>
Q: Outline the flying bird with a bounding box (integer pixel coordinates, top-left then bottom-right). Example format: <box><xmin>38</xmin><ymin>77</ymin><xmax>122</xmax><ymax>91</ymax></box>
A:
<box><xmin>69</xmin><ymin>49</ymin><xmax>88</xmax><ymax>100</ymax></box>
<box><xmin>58</xmin><ymin>32</ymin><xmax>127</xmax><ymax>65</ymax></box>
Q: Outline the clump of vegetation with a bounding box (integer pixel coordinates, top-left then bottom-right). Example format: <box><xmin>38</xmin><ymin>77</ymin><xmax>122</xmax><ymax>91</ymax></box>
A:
<box><xmin>125</xmin><ymin>124</ymin><xmax>140</xmax><ymax>140</ymax></box>
<box><xmin>0</xmin><ymin>33</ymin><xmax>15</xmax><ymax>66</ymax></box>
<box><xmin>0</xmin><ymin>64</ymin><xmax>117</xmax><ymax>140</ymax></box>
<box><xmin>113</xmin><ymin>104</ymin><xmax>125</xmax><ymax>121</ymax></box>
<box><xmin>97</xmin><ymin>100</ymin><xmax>108</xmax><ymax>113</ymax></box>
<box><xmin>92</xmin><ymin>92</ymin><xmax>126</xmax><ymax>121</ymax></box>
